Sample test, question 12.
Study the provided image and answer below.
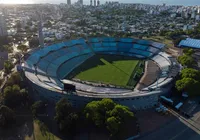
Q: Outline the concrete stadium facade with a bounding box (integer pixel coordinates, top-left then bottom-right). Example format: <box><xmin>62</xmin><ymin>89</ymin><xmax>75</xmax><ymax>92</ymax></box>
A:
<box><xmin>23</xmin><ymin>37</ymin><xmax>179</xmax><ymax>110</ymax></box>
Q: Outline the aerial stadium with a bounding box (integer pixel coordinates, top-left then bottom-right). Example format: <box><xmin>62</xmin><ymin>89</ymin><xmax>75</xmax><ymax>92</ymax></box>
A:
<box><xmin>23</xmin><ymin>37</ymin><xmax>180</xmax><ymax>110</ymax></box>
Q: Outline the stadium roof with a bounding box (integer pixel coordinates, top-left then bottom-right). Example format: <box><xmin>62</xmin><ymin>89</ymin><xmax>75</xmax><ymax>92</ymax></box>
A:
<box><xmin>179</xmin><ymin>38</ymin><xmax>200</xmax><ymax>49</ymax></box>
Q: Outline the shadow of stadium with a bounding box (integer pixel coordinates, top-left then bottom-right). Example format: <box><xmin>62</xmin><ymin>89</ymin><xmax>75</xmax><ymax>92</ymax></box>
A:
<box><xmin>66</xmin><ymin>54</ymin><xmax>142</xmax><ymax>79</ymax></box>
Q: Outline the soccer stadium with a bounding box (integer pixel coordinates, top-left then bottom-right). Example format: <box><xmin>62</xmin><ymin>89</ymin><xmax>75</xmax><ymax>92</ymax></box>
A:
<box><xmin>23</xmin><ymin>37</ymin><xmax>179</xmax><ymax>110</ymax></box>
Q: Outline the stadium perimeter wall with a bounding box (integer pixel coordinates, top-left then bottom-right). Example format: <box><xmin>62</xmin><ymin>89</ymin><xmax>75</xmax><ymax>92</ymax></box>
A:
<box><xmin>26</xmin><ymin>77</ymin><xmax>172</xmax><ymax>110</ymax></box>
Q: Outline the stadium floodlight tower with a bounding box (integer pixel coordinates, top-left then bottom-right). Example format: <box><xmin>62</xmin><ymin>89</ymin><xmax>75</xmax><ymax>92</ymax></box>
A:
<box><xmin>67</xmin><ymin>0</ymin><xmax>71</xmax><ymax>5</ymax></box>
<box><xmin>37</xmin><ymin>11</ymin><xmax>44</xmax><ymax>48</ymax></box>
<box><xmin>97</xmin><ymin>0</ymin><xmax>100</xmax><ymax>6</ymax></box>
<box><xmin>90</xmin><ymin>0</ymin><xmax>92</xmax><ymax>6</ymax></box>
<box><xmin>80</xmin><ymin>0</ymin><xmax>83</xmax><ymax>5</ymax></box>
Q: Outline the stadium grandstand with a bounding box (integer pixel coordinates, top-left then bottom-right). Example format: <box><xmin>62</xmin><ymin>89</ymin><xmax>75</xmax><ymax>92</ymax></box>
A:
<box><xmin>23</xmin><ymin>37</ymin><xmax>180</xmax><ymax>110</ymax></box>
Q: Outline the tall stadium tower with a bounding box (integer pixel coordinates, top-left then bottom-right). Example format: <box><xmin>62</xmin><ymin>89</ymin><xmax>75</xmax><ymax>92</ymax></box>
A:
<box><xmin>94</xmin><ymin>0</ymin><xmax>96</xmax><ymax>6</ymax></box>
<box><xmin>90</xmin><ymin>0</ymin><xmax>92</xmax><ymax>6</ymax></box>
<box><xmin>97</xmin><ymin>0</ymin><xmax>100</xmax><ymax>6</ymax></box>
<box><xmin>38</xmin><ymin>13</ymin><xmax>44</xmax><ymax>48</ymax></box>
<box><xmin>80</xmin><ymin>0</ymin><xmax>83</xmax><ymax>5</ymax></box>
<box><xmin>67</xmin><ymin>0</ymin><xmax>71</xmax><ymax>5</ymax></box>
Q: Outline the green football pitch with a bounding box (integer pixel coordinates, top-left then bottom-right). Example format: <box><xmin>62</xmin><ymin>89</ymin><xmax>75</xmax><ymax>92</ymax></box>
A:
<box><xmin>67</xmin><ymin>54</ymin><xmax>144</xmax><ymax>88</ymax></box>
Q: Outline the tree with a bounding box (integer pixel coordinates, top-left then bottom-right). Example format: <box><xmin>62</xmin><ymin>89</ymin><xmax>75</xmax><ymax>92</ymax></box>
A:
<box><xmin>6</xmin><ymin>72</ymin><xmax>21</xmax><ymax>87</ymax></box>
<box><xmin>29</xmin><ymin>37</ymin><xmax>39</xmax><ymax>48</ymax></box>
<box><xmin>19</xmin><ymin>88</ymin><xmax>29</xmax><ymax>105</ymax></box>
<box><xmin>54</xmin><ymin>98</ymin><xmax>78</xmax><ymax>131</ymax></box>
<box><xmin>106</xmin><ymin>116</ymin><xmax>120</xmax><ymax>136</ymax></box>
<box><xmin>31</xmin><ymin>101</ymin><xmax>45</xmax><ymax>118</ymax></box>
<box><xmin>84</xmin><ymin>101</ymin><xmax>104</xmax><ymax>126</ymax></box>
<box><xmin>84</xmin><ymin>99</ymin><xmax>134</xmax><ymax>136</ymax></box>
<box><xmin>4</xmin><ymin>85</ymin><xmax>20</xmax><ymax>107</ymax></box>
<box><xmin>173</xmin><ymin>38</ymin><xmax>183</xmax><ymax>46</ymax></box>
<box><xmin>4</xmin><ymin>60</ymin><xmax>14</xmax><ymax>74</ymax></box>
<box><xmin>110</xmin><ymin>105</ymin><xmax>134</xmax><ymax>121</ymax></box>
<box><xmin>176</xmin><ymin>78</ymin><xmax>196</xmax><ymax>92</ymax></box>
<box><xmin>3</xmin><ymin>85</ymin><xmax>27</xmax><ymax>107</ymax></box>
<box><xmin>84</xmin><ymin>99</ymin><xmax>116</xmax><ymax>127</ymax></box>
<box><xmin>183</xmin><ymin>48</ymin><xmax>194</xmax><ymax>56</ymax></box>
<box><xmin>175</xmin><ymin>78</ymin><xmax>200</xmax><ymax>96</ymax></box>
<box><xmin>180</xmin><ymin>68</ymin><xmax>200</xmax><ymax>80</ymax></box>
<box><xmin>17</xmin><ymin>44</ymin><xmax>28</xmax><ymax>53</ymax></box>
<box><xmin>178</xmin><ymin>54</ymin><xmax>196</xmax><ymax>68</ymax></box>
<box><xmin>0</xmin><ymin>105</ymin><xmax>15</xmax><ymax>127</ymax></box>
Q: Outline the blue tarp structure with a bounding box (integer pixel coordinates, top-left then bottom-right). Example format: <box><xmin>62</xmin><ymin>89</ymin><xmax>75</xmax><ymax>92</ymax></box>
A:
<box><xmin>179</xmin><ymin>38</ymin><xmax>200</xmax><ymax>49</ymax></box>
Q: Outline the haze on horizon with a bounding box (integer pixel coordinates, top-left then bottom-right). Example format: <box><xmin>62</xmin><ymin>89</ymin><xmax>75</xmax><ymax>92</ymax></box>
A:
<box><xmin>1</xmin><ymin>0</ymin><xmax>200</xmax><ymax>6</ymax></box>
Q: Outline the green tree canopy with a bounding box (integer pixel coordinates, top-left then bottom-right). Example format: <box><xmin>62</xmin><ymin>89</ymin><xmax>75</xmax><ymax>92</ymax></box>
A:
<box><xmin>0</xmin><ymin>105</ymin><xmax>15</xmax><ymax>127</ymax></box>
<box><xmin>183</xmin><ymin>48</ymin><xmax>194</xmax><ymax>56</ymax></box>
<box><xmin>176</xmin><ymin>78</ymin><xmax>197</xmax><ymax>91</ymax></box>
<box><xmin>84</xmin><ymin>99</ymin><xmax>134</xmax><ymax>136</ymax></box>
<box><xmin>106</xmin><ymin>116</ymin><xmax>120</xmax><ymax>136</ymax></box>
<box><xmin>175</xmin><ymin>78</ymin><xmax>200</xmax><ymax>96</ymax></box>
<box><xmin>178</xmin><ymin>54</ymin><xmax>196</xmax><ymax>68</ymax></box>
<box><xmin>180</xmin><ymin>68</ymin><xmax>200</xmax><ymax>80</ymax></box>
<box><xmin>3</xmin><ymin>85</ymin><xmax>28</xmax><ymax>107</ymax></box>
<box><xmin>110</xmin><ymin>105</ymin><xmax>134</xmax><ymax>121</ymax></box>
<box><xmin>31</xmin><ymin>101</ymin><xmax>45</xmax><ymax>118</ymax></box>
<box><xmin>84</xmin><ymin>101</ymin><xmax>104</xmax><ymax>126</ymax></box>
<box><xmin>6</xmin><ymin>72</ymin><xmax>22</xmax><ymax>87</ymax></box>
<box><xmin>54</xmin><ymin>98</ymin><xmax>78</xmax><ymax>131</ymax></box>
<box><xmin>29</xmin><ymin>37</ymin><xmax>39</xmax><ymax>48</ymax></box>
<box><xmin>17</xmin><ymin>44</ymin><xmax>28</xmax><ymax>53</ymax></box>
<box><xmin>4</xmin><ymin>60</ymin><xmax>14</xmax><ymax>74</ymax></box>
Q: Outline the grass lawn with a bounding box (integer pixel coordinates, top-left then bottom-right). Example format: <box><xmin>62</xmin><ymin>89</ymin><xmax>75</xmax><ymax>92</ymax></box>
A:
<box><xmin>68</xmin><ymin>54</ymin><xmax>144</xmax><ymax>88</ymax></box>
<box><xmin>25</xmin><ymin>120</ymin><xmax>61</xmax><ymax>140</ymax></box>
<box><xmin>143</xmin><ymin>36</ymin><xmax>173</xmax><ymax>48</ymax></box>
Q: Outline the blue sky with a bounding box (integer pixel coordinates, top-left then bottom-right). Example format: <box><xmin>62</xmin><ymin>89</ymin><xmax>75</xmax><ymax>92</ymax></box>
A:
<box><xmin>33</xmin><ymin>0</ymin><xmax>200</xmax><ymax>5</ymax></box>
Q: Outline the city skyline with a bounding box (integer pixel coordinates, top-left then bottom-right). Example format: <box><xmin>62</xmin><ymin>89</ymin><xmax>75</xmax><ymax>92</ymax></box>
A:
<box><xmin>1</xmin><ymin>0</ymin><xmax>200</xmax><ymax>6</ymax></box>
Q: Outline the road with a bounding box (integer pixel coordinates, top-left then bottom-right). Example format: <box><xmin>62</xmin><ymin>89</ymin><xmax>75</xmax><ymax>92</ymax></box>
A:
<box><xmin>138</xmin><ymin>109</ymin><xmax>200</xmax><ymax>140</ymax></box>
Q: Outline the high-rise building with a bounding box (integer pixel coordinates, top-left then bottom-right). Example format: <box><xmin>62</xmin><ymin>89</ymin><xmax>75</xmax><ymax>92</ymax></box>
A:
<box><xmin>90</xmin><ymin>0</ymin><xmax>92</xmax><ymax>6</ymax></box>
<box><xmin>80</xmin><ymin>0</ymin><xmax>83</xmax><ymax>5</ymax></box>
<box><xmin>94</xmin><ymin>0</ymin><xmax>96</xmax><ymax>6</ymax></box>
<box><xmin>97</xmin><ymin>0</ymin><xmax>100</xmax><ymax>6</ymax></box>
<box><xmin>67</xmin><ymin>0</ymin><xmax>71</xmax><ymax>5</ymax></box>
<box><xmin>0</xmin><ymin>14</ymin><xmax>7</xmax><ymax>36</ymax></box>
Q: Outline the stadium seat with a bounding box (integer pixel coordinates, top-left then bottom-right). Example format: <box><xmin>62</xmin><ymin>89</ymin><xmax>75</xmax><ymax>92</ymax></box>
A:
<box><xmin>88</xmin><ymin>38</ymin><xmax>100</xmax><ymax>43</ymax></box>
<box><xmin>91</xmin><ymin>43</ymin><xmax>102</xmax><ymax>48</ymax></box>
<box><xmin>118</xmin><ymin>42</ymin><xmax>133</xmax><ymax>52</ymax></box>
<box><xmin>57</xmin><ymin>53</ymin><xmax>93</xmax><ymax>79</ymax></box>
<box><xmin>119</xmin><ymin>38</ymin><xmax>133</xmax><ymax>43</ymax></box>
<box><xmin>102</xmin><ymin>37</ymin><xmax>116</xmax><ymax>42</ymax></box>
<box><xmin>133</xmin><ymin>44</ymin><xmax>148</xmax><ymax>50</ymax></box>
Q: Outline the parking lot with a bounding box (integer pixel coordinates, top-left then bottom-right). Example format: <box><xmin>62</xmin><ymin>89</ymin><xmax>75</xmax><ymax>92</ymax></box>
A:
<box><xmin>136</xmin><ymin>98</ymin><xmax>200</xmax><ymax>140</ymax></box>
<box><xmin>136</xmin><ymin>108</ymin><xmax>176</xmax><ymax>134</ymax></box>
